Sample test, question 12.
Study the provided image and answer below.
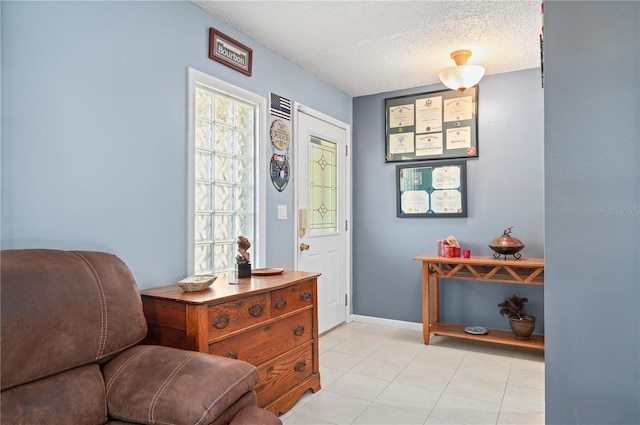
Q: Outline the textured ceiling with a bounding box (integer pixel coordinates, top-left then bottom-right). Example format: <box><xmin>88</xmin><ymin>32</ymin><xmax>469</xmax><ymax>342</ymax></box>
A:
<box><xmin>192</xmin><ymin>1</ymin><xmax>542</xmax><ymax>96</ymax></box>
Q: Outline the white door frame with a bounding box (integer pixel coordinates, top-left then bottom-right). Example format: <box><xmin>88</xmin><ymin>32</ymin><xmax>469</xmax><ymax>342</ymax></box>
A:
<box><xmin>293</xmin><ymin>102</ymin><xmax>352</xmax><ymax>328</ymax></box>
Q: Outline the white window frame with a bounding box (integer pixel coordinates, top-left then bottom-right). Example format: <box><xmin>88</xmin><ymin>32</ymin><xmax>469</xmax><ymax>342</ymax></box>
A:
<box><xmin>186</xmin><ymin>67</ymin><xmax>266</xmax><ymax>274</ymax></box>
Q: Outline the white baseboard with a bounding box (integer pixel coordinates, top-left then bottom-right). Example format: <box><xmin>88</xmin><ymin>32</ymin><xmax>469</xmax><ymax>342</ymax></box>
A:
<box><xmin>349</xmin><ymin>314</ymin><xmax>423</xmax><ymax>332</ymax></box>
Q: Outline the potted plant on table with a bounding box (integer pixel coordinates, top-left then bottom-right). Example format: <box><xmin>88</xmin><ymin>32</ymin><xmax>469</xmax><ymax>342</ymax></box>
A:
<box><xmin>498</xmin><ymin>294</ymin><xmax>536</xmax><ymax>340</ymax></box>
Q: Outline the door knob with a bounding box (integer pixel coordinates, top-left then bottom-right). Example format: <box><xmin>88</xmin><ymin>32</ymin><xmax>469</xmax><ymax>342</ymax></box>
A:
<box><xmin>299</xmin><ymin>243</ymin><xmax>310</xmax><ymax>251</ymax></box>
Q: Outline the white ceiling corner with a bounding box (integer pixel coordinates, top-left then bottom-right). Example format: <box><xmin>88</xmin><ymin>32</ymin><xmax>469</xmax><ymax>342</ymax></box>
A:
<box><xmin>191</xmin><ymin>0</ymin><xmax>542</xmax><ymax>96</ymax></box>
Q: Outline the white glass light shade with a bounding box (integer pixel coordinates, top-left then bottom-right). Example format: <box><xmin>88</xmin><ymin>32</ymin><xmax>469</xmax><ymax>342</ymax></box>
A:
<box><xmin>439</xmin><ymin>64</ymin><xmax>485</xmax><ymax>92</ymax></box>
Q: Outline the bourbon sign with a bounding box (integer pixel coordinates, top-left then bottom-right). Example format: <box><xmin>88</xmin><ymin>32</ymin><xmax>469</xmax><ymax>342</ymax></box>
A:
<box><xmin>208</xmin><ymin>28</ymin><xmax>253</xmax><ymax>76</ymax></box>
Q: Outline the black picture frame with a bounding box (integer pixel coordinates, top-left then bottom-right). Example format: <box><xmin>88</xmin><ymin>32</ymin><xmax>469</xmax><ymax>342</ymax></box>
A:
<box><xmin>396</xmin><ymin>160</ymin><xmax>467</xmax><ymax>218</ymax></box>
<box><xmin>385</xmin><ymin>87</ymin><xmax>478</xmax><ymax>163</ymax></box>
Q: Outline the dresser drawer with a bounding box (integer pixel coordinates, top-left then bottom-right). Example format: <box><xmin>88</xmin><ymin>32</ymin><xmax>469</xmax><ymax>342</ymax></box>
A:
<box><xmin>208</xmin><ymin>310</ymin><xmax>312</xmax><ymax>365</ymax></box>
<box><xmin>254</xmin><ymin>342</ymin><xmax>314</xmax><ymax>407</ymax></box>
<box><xmin>207</xmin><ymin>293</ymin><xmax>270</xmax><ymax>339</ymax></box>
<box><xmin>271</xmin><ymin>281</ymin><xmax>314</xmax><ymax>317</ymax></box>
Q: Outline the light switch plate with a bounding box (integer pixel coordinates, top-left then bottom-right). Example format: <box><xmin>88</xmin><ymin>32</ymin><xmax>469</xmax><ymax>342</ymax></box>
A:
<box><xmin>277</xmin><ymin>205</ymin><xmax>287</xmax><ymax>220</ymax></box>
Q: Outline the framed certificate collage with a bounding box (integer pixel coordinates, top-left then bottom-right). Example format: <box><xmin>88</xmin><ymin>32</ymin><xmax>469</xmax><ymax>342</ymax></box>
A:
<box><xmin>396</xmin><ymin>161</ymin><xmax>467</xmax><ymax>218</ymax></box>
<box><xmin>385</xmin><ymin>87</ymin><xmax>477</xmax><ymax>163</ymax></box>
<box><xmin>386</xmin><ymin>88</ymin><xmax>476</xmax><ymax>218</ymax></box>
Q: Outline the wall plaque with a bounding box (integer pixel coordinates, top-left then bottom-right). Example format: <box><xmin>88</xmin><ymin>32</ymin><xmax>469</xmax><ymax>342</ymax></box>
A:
<box><xmin>209</xmin><ymin>28</ymin><xmax>253</xmax><ymax>76</ymax></box>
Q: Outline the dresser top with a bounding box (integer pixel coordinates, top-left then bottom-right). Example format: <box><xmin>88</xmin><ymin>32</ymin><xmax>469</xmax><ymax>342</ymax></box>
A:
<box><xmin>140</xmin><ymin>270</ymin><xmax>320</xmax><ymax>304</ymax></box>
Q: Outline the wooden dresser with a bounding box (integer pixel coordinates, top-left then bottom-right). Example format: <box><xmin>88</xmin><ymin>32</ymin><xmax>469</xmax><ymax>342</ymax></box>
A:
<box><xmin>140</xmin><ymin>271</ymin><xmax>321</xmax><ymax>415</ymax></box>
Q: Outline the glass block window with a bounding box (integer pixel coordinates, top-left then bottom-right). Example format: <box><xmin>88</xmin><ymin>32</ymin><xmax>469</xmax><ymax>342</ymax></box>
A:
<box><xmin>309</xmin><ymin>135</ymin><xmax>337</xmax><ymax>234</ymax></box>
<box><xmin>193</xmin><ymin>84</ymin><xmax>255</xmax><ymax>277</ymax></box>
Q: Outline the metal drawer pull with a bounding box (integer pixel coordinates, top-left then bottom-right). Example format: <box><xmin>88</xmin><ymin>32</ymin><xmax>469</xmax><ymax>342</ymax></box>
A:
<box><xmin>266</xmin><ymin>366</ymin><xmax>274</xmax><ymax>373</ymax></box>
<box><xmin>212</xmin><ymin>313</ymin><xmax>230</xmax><ymax>329</ymax></box>
<box><xmin>300</xmin><ymin>290</ymin><xmax>312</xmax><ymax>302</ymax></box>
<box><xmin>294</xmin><ymin>361</ymin><xmax>306</xmax><ymax>373</ymax></box>
<box><xmin>225</xmin><ymin>352</ymin><xmax>238</xmax><ymax>359</ymax></box>
<box><xmin>249</xmin><ymin>304</ymin><xmax>264</xmax><ymax>317</ymax></box>
<box><xmin>293</xmin><ymin>325</ymin><xmax>305</xmax><ymax>336</ymax></box>
<box><xmin>274</xmin><ymin>298</ymin><xmax>287</xmax><ymax>310</ymax></box>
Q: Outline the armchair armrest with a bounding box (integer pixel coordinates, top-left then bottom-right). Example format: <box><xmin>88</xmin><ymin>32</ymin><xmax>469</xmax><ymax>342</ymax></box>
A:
<box><xmin>104</xmin><ymin>345</ymin><xmax>259</xmax><ymax>425</ymax></box>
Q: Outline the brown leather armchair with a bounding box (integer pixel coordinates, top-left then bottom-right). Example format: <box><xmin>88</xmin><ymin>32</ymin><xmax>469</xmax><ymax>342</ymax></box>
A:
<box><xmin>0</xmin><ymin>249</ymin><xmax>281</xmax><ymax>425</ymax></box>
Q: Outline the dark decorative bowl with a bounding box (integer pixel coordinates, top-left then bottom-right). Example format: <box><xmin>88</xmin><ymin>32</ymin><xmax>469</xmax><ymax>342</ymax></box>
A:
<box><xmin>489</xmin><ymin>227</ymin><xmax>525</xmax><ymax>259</ymax></box>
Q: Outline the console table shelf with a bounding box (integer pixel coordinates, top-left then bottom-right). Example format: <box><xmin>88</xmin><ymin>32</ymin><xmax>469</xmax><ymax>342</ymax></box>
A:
<box><xmin>431</xmin><ymin>323</ymin><xmax>544</xmax><ymax>349</ymax></box>
<box><xmin>414</xmin><ymin>255</ymin><xmax>544</xmax><ymax>350</ymax></box>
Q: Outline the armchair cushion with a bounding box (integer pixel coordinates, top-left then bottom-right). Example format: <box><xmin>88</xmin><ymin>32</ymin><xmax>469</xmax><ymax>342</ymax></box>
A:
<box><xmin>0</xmin><ymin>364</ymin><xmax>107</xmax><ymax>425</ymax></box>
<box><xmin>104</xmin><ymin>345</ymin><xmax>260</xmax><ymax>425</ymax></box>
<box><xmin>230</xmin><ymin>406</ymin><xmax>283</xmax><ymax>425</ymax></box>
<box><xmin>1</xmin><ymin>249</ymin><xmax>147</xmax><ymax>391</ymax></box>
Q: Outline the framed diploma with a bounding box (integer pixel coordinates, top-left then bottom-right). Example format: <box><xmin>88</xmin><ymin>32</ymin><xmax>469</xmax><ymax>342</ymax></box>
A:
<box><xmin>396</xmin><ymin>160</ymin><xmax>467</xmax><ymax>218</ymax></box>
<box><xmin>385</xmin><ymin>87</ymin><xmax>478</xmax><ymax>162</ymax></box>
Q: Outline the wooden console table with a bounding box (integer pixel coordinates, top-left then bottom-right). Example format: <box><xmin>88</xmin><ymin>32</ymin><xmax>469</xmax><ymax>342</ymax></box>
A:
<box><xmin>414</xmin><ymin>255</ymin><xmax>544</xmax><ymax>350</ymax></box>
<box><xmin>140</xmin><ymin>271</ymin><xmax>321</xmax><ymax>415</ymax></box>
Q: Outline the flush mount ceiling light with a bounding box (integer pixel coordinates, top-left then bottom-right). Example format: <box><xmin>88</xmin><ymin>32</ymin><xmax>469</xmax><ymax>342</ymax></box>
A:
<box><xmin>438</xmin><ymin>49</ymin><xmax>485</xmax><ymax>92</ymax></box>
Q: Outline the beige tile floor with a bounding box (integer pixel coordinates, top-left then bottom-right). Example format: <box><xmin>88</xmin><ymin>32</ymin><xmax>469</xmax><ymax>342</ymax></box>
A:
<box><xmin>280</xmin><ymin>321</ymin><xmax>544</xmax><ymax>425</ymax></box>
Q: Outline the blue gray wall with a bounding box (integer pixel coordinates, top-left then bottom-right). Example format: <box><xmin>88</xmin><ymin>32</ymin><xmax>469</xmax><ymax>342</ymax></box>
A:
<box><xmin>352</xmin><ymin>68</ymin><xmax>545</xmax><ymax>332</ymax></box>
<box><xmin>1</xmin><ymin>0</ymin><xmax>351</xmax><ymax>289</ymax></box>
<box><xmin>544</xmin><ymin>2</ymin><xmax>639</xmax><ymax>423</ymax></box>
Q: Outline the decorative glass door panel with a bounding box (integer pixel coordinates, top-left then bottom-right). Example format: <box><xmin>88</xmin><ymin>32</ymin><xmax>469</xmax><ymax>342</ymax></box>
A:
<box><xmin>309</xmin><ymin>136</ymin><xmax>337</xmax><ymax>235</ymax></box>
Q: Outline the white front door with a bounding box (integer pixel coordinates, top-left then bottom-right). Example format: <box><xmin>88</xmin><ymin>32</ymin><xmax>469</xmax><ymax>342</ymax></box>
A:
<box><xmin>295</xmin><ymin>105</ymin><xmax>350</xmax><ymax>334</ymax></box>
